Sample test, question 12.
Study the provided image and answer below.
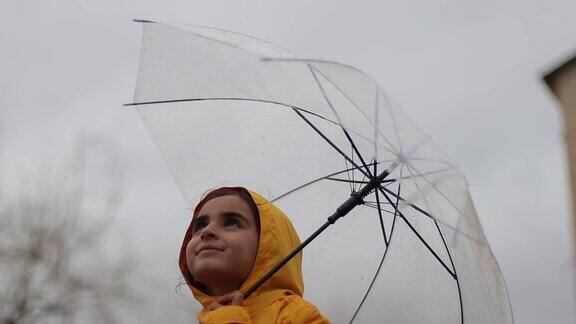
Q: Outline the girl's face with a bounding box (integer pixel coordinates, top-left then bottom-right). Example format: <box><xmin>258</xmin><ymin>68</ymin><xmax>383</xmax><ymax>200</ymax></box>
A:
<box><xmin>186</xmin><ymin>195</ymin><xmax>259</xmax><ymax>296</ymax></box>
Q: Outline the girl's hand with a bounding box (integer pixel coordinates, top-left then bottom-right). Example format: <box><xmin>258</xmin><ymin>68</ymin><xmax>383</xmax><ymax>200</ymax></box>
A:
<box><xmin>208</xmin><ymin>291</ymin><xmax>244</xmax><ymax>311</ymax></box>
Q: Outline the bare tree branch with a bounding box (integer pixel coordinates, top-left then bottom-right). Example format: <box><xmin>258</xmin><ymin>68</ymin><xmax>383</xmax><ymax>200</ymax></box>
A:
<box><xmin>0</xmin><ymin>136</ymin><xmax>137</xmax><ymax>323</ymax></box>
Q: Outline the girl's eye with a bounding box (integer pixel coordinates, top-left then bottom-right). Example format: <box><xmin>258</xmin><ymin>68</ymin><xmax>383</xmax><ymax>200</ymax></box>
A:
<box><xmin>193</xmin><ymin>220</ymin><xmax>208</xmax><ymax>232</ymax></box>
<box><xmin>224</xmin><ymin>218</ymin><xmax>241</xmax><ymax>228</ymax></box>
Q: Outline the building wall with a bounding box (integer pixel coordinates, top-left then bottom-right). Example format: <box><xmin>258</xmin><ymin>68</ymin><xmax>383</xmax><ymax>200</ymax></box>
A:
<box><xmin>546</xmin><ymin>57</ymin><xmax>576</xmax><ymax>272</ymax></box>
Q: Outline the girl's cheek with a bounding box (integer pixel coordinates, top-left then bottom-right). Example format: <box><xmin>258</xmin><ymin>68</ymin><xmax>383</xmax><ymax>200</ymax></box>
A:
<box><xmin>186</xmin><ymin>240</ymin><xmax>196</xmax><ymax>257</ymax></box>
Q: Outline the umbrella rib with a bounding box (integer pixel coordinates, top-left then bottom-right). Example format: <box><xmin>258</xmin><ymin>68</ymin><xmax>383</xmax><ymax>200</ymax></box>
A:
<box><xmin>292</xmin><ymin>108</ymin><xmax>372</xmax><ymax>180</ymax></box>
<box><xmin>125</xmin><ymin>97</ymin><xmax>280</xmax><ymax>107</ymax></box>
<box><xmin>348</xmin><ymin>166</ymin><xmax>402</xmax><ymax>324</ymax></box>
<box><xmin>371</xmin><ymin>167</ymin><xmax>455</xmax><ymax>187</ymax></box>
<box><xmin>379</xmin><ymin>186</ymin><xmax>482</xmax><ymax>244</ymax></box>
<box><xmin>403</xmin><ymin>164</ymin><xmax>438</xmax><ymax>219</ymax></box>
<box><xmin>344</xmin><ymin>155</ymin><xmax>354</xmax><ymax>192</ymax></box>
<box><xmin>403</xmin><ymin>164</ymin><xmax>459</xmax><ymax>271</ymax></box>
<box><xmin>307</xmin><ymin>65</ymin><xmax>400</xmax><ymax>156</ymax></box>
<box><xmin>378</xmin><ymin>187</ymin><xmax>457</xmax><ymax>279</ymax></box>
<box><xmin>388</xmin><ymin>164</ymin><xmax>403</xmax><ymax>255</ymax></box>
<box><xmin>306</xmin><ymin>65</ymin><xmax>375</xmax><ymax>179</ymax></box>
<box><xmin>395</xmin><ymin>167</ymin><xmax>454</xmax><ymax>181</ymax></box>
<box><xmin>374</xmin><ymin>88</ymin><xmax>380</xmax><ymax>163</ymax></box>
<box><xmin>327</xmin><ymin>177</ymin><xmax>370</xmax><ymax>185</ymax></box>
<box><xmin>364</xmin><ymin>200</ymin><xmax>404</xmax><ymax>206</ymax></box>
<box><xmin>327</xmin><ymin>177</ymin><xmax>396</xmax><ymax>185</ymax></box>
<box><xmin>262</xmin><ymin>57</ymin><xmax>378</xmax><ymax>83</ymax></box>
<box><xmin>376</xmin><ymin>165</ymin><xmax>397</xmax><ymax>247</ymax></box>
<box><xmin>125</xmin><ymin>97</ymin><xmax>339</xmax><ymax>130</ymax></box>
<box><xmin>125</xmin><ymin>97</ymin><xmax>330</xmax><ymax>124</ymax></box>
<box><xmin>385</xmin><ymin>89</ymin><xmax>405</xmax><ymax>156</ymax></box>
<box><xmin>334</xmin><ymin>167</ymin><xmax>451</xmax><ymax>188</ymax></box>
<box><xmin>408</xmin><ymin>157</ymin><xmax>456</xmax><ymax>167</ymax></box>
<box><xmin>375</xmin><ymin>160</ymin><xmax>388</xmax><ymax>247</ymax></box>
<box><xmin>434</xmin><ymin>217</ymin><xmax>464</xmax><ymax>323</ymax></box>
<box><xmin>404</xmin><ymin>161</ymin><xmax>462</xmax><ymax>213</ymax></box>
<box><xmin>348</xmin><ymin>241</ymin><xmax>388</xmax><ymax>324</ymax></box>
<box><xmin>363</xmin><ymin>204</ymin><xmax>397</xmax><ymax>215</ymax></box>
<box><xmin>357</xmin><ymin>158</ymin><xmax>373</xmax><ymax>192</ymax></box>
<box><xmin>351</xmin><ymin>146</ymin><xmax>356</xmax><ymax>191</ymax></box>
<box><xmin>402</xmin><ymin>160</ymin><xmax>471</xmax><ymax>246</ymax></box>
<box><xmin>403</xmin><ymin>164</ymin><xmax>463</xmax><ymax>322</ymax></box>
<box><xmin>272</xmin><ymin>161</ymin><xmax>380</xmax><ymax>202</ymax></box>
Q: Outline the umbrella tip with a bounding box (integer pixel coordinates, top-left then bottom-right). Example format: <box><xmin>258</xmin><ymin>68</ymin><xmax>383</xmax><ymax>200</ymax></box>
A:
<box><xmin>132</xmin><ymin>18</ymin><xmax>155</xmax><ymax>23</ymax></box>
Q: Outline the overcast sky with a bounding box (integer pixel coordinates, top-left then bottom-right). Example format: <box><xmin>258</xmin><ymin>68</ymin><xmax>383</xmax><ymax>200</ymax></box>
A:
<box><xmin>2</xmin><ymin>0</ymin><xmax>576</xmax><ymax>323</ymax></box>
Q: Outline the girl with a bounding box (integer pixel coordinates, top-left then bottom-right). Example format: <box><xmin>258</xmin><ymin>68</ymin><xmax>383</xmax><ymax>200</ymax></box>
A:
<box><xmin>179</xmin><ymin>187</ymin><xmax>329</xmax><ymax>323</ymax></box>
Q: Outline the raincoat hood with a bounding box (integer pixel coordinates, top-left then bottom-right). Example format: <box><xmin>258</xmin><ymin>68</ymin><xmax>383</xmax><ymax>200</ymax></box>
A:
<box><xmin>179</xmin><ymin>188</ymin><xmax>304</xmax><ymax>311</ymax></box>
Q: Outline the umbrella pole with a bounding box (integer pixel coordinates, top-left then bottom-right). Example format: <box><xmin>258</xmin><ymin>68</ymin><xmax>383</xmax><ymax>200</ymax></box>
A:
<box><xmin>244</xmin><ymin>168</ymin><xmax>390</xmax><ymax>298</ymax></box>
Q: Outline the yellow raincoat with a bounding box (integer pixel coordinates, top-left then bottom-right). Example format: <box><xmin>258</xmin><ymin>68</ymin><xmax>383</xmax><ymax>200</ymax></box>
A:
<box><xmin>179</xmin><ymin>189</ymin><xmax>329</xmax><ymax>324</ymax></box>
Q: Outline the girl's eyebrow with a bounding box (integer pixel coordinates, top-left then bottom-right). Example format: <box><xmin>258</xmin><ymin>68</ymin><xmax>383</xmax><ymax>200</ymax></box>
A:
<box><xmin>221</xmin><ymin>211</ymin><xmax>249</xmax><ymax>223</ymax></box>
<box><xmin>194</xmin><ymin>212</ymin><xmax>250</xmax><ymax>225</ymax></box>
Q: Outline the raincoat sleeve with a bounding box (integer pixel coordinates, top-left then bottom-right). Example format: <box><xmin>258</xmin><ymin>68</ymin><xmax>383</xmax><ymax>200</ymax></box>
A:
<box><xmin>278</xmin><ymin>298</ymin><xmax>330</xmax><ymax>324</ymax></box>
<box><xmin>201</xmin><ymin>305</ymin><xmax>251</xmax><ymax>324</ymax></box>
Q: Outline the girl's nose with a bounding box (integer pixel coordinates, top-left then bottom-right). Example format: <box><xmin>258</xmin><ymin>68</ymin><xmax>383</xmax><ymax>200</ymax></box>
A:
<box><xmin>200</xmin><ymin>223</ymin><xmax>217</xmax><ymax>240</ymax></box>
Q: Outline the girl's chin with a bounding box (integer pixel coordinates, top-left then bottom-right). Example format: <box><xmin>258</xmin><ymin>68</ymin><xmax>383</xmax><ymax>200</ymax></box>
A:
<box><xmin>193</xmin><ymin>264</ymin><xmax>232</xmax><ymax>282</ymax></box>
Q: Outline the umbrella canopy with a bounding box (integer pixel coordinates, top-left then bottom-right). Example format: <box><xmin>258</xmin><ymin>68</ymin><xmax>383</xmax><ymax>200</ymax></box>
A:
<box><xmin>127</xmin><ymin>20</ymin><xmax>513</xmax><ymax>323</ymax></box>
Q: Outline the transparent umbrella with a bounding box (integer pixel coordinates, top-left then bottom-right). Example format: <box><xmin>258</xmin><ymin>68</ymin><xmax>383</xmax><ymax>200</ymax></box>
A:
<box><xmin>126</xmin><ymin>20</ymin><xmax>513</xmax><ymax>324</ymax></box>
